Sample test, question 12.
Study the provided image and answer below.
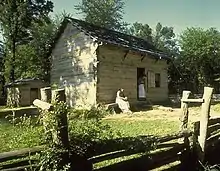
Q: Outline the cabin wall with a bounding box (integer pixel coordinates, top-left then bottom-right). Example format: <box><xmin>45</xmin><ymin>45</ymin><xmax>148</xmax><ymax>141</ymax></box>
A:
<box><xmin>6</xmin><ymin>80</ymin><xmax>48</xmax><ymax>107</ymax></box>
<box><xmin>97</xmin><ymin>45</ymin><xmax>168</xmax><ymax>104</ymax></box>
<box><xmin>50</xmin><ymin>23</ymin><xmax>98</xmax><ymax>107</ymax></box>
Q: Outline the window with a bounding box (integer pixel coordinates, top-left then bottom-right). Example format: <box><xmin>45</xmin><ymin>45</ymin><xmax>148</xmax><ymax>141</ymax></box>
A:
<box><xmin>155</xmin><ymin>73</ymin><xmax>161</xmax><ymax>87</ymax></box>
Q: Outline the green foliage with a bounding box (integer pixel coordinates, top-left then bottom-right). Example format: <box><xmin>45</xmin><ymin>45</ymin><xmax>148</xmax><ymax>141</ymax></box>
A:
<box><xmin>177</xmin><ymin>28</ymin><xmax>220</xmax><ymax>93</ymax></box>
<box><xmin>5</xmin><ymin>112</ymin><xmax>39</xmax><ymax>127</ymax></box>
<box><xmin>127</xmin><ymin>22</ymin><xmax>178</xmax><ymax>55</ymax></box>
<box><xmin>0</xmin><ymin>0</ymin><xmax>54</xmax><ymax>83</ymax></box>
<box><xmin>126</xmin><ymin>22</ymin><xmax>153</xmax><ymax>43</ymax></box>
<box><xmin>38</xmin><ymin>147</ymin><xmax>71</xmax><ymax>171</ymax></box>
<box><xmin>0</xmin><ymin>40</ymin><xmax>4</xmax><ymax>95</ymax></box>
<box><xmin>0</xmin><ymin>40</ymin><xmax>3</xmax><ymax>66</ymax></box>
<box><xmin>67</xmin><ymin>105</ymin><xmax>120</xmax><ymax>157</ymax></box>
<box><xmin>40</xmin><ymin>100</ymin><xmax>69</xmax><ymax>144</ymax></box>
<box><xmin>75</xmin><ymin>0</ymin><xmax>127</xmax><ymax>31</ymax></box>
<box><xmin>69</xmin><ymin>105</ymin><xmax>109</xmax><ymax>120</ymax></box>
<box><xmin>126</xmin><ymin>22</ymin><xmax>179</xmax><ymax>93</ymax></box>
<box><xmin>9</xmin><ymin>19</ymin><xmax>58</xmax><ymax>81</ymax></box>
<box><xmin>153</xmin><ymin>22</ymin><xmax>178</xmax><ymax>56</ymax></box>
<box><xmin>68</xmin><ymin>119</ymin><xmax>121</xmax><ymax>157</ymax></box>
<box><xmin>0</xmin><ymin>115</ymin><xmax>43</xmax><ymax>152</ymax></box>
<box><xmin>38</xmin><ymin>100</ymin><xmax>72</xmax><ymax>171</ymax></box>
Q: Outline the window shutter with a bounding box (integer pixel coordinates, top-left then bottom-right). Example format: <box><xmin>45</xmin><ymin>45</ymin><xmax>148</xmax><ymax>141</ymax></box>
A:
<box><xmin>148</xmin><ymin>71</ymin><xmax>155</xmax><ymax>88</ymax></box>
<box><xmin>151</xmin><ymin>72</ymin><xmax>155</xmax><ymax>88</ymax></box>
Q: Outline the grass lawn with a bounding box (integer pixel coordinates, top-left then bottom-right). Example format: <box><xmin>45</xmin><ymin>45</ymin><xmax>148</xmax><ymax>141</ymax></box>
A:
<box><xmin>0</xmin><ymin>119</ymin><xmax>44</xmax><ymax>153</ymax></box>
<box><xmin>1</xmin><ymin>104</ymin><xmax>220</xmax><ymax>170</ymax></box>
<box><xmin>2</xmin><ymin>102</ymin><xmax>220</xmax><ymax>153</ymax></box>
<box><xmin>0</xmin><ymin>114</ymin><xmax>179</xmax><ymax>153</ymax></box>
<box><xmin>104</xmin><ymin>119</ymin><xmax>179</xmax><ymax>137</ymax></box>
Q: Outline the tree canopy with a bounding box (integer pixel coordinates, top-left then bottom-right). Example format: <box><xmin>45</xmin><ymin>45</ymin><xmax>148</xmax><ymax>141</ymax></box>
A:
<box><xmin>177</xmin><ymin>28</ymin><xmax>220</xmax><ymax>93</ymax></box>
<box><xmin>1</xmin><ymin>0</ymin><xmax>220</xmax><ymax>95</ymax></box>
<box><xmin>126</xmin><ymin>22</ymin><xmax>153</xmax><ymax>43</ymax></box>
<box><xmin>0</xmin><ymin>0</ymin><xmax>54</xmax><ymax>83</ymax></box>
<box><xmin>75</xmin><ymin>0</ymin><xmax>126</xmax><ymax>31</ymax></box>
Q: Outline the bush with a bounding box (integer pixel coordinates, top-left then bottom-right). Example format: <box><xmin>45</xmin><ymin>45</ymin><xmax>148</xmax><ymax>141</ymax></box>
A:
<box><xmin>68</xmin><ymin>119</ymin><xmax>121</xmax><ymax>158</ymax></box>
<box><xmin>68</xmin><ymin>105</ymin><xmax>110</xmax><ymax>120</ymax></box>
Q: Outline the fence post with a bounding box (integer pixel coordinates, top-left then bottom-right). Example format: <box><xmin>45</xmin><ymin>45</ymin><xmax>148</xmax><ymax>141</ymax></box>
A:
<box><xmin>51</xmin><ymin>88</ymin><xmax>71</xmax><ymax>170</ymax></box>
<box><xmin>198</xmin><ymin>87</ymin><xmax>213</xmax><ymax>162</ymax></box>
<box><xmin>52</xmin><ymin>89</ymin><xmax>69</xmax><ymax>148</ymax></box>
<box><xmin>40</xmin><ymin>87</ymin><xmax>51</xmax><ymax>103</ymax></box>
<box><xmin>180</xmin><ymin>91</ymin><xmax>191</xmax><ymax>132</ymax></box>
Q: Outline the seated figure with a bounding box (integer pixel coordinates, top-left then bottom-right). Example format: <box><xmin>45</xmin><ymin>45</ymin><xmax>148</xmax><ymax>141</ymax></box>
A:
<box><xmin>115</xmin><ymin>88</ymin><xmax>132</xmax><ymax>113</ymax></box>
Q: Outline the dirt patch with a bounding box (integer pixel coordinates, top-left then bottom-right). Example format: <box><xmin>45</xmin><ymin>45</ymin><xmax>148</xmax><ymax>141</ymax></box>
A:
<box><xmin>104</xmin><ymin>105</ymin><xmax>220</xmax><ymax>123</ymax></box>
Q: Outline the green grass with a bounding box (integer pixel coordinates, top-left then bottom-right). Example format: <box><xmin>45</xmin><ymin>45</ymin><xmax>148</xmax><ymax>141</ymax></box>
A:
<box><xmin>0</xmin><ymin>119</ymin><xmax>44</xmax><ymax>153</ymax></box>
<box><xmin>104</xmin><ymin>119</ymin><xmax>179</xmax><ymax>137</ymax></box>
<box><xmin>0</xmin><ymin>114</ymin><xmax>181</xmax><ymax>171</ymax></box>
<box><xmin>0</xmin><ymin>117</ymin><xmax>178</xmax><ymax>153</ymax></box>
<box><xmin>212</xmin><ymin>103</ymin><xmax>220</xmax><ymax>113</ymax></box>
<box><xmin>93</xmin><ymin>119</ymin><xmax>179</xmax><ymax>169</ymax></box>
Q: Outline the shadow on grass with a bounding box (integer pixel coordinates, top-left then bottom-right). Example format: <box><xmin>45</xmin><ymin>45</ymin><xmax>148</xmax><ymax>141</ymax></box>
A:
<box><xmin>69</xmin><ymin>135</ymin><xmax>192</xmax><ymax>171</ymax></box>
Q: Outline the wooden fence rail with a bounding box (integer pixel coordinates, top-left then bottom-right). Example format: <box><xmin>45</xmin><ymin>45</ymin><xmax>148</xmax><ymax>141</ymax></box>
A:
<box><xmin>1</xmin><ymin>86</ymin><xmax>220</xmax><ymax>171</ymax></box>
<box><xmin>0</xmin><ymin>146</ymin><xmax>43</xmax><ymax>171</ymax></box>
<box><xmin>0</xmin><ymin>132</ymin><xmax>192</xmax><ymax>171</ymax></box>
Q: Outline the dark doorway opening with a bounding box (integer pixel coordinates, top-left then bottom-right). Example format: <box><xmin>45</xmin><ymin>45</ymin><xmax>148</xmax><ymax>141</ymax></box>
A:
<box><xmin>30</xmin><ymin>88</ymin><xmax>39</xmax><ymax>104</ymax></box>
<box><xmin>137</xmin><ymin>68</ymin><xmax>146</xmax><ymax>100</ymax></box>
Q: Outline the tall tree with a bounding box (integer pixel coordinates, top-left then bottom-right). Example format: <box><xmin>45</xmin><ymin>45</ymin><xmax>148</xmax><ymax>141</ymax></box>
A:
<box><xmin>179</xmin><ymin>27</ymin><xmax>220</xmax><ymax>93</ymax></box>
<box><xmin>0</xmin><ymin>40</ymin><xmax>3</xmax><ymax>66</ymax></box>
<box><xmin>75</xmin><ymin>0</ymin><xmax>126</xmax><ymax>31</ymax></box>
<box><xmin>127</xmin><ymin>22</ymin><xmax>180</xmax><ymax>93</ymax></box>
<box><xmin>0</xmin><ymin>40</ymin><xmax>4</xmax><ymax>96</ymax></box>
<box><xmin>14</xmin><ymin>13</ymin><xmax>69</xmax><ymax>81</ymax></box>
<box><xmin>153</xmin><ymin>23</ymin><xmax>178</xmax><ymax>56</ymax></box>
<box><xmin>126</xmin><ymin>22</ymin><xmax>153</xmax><ymax>43</ymax></box>
<box><xmin>0</xmin><ymin>0</ymin><xmax>53</xmax><ymax>83</ymax></box>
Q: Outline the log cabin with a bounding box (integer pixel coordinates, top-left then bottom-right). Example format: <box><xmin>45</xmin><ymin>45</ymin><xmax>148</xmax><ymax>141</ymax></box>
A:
<box><xmin>6</xmin><ymin>78</ymin><xmax>48</xmax><ymax>106</ymax></box>
<box><xmin>50</xmin><ymin>17</ymin><xmax>170</xmax><ymax>108</ymax></box>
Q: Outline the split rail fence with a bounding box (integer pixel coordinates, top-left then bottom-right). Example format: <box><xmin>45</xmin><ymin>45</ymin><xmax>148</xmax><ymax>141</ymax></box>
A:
<box><xmin>1</xmin><ymin>87</ymin><xmax>220</xmax><ymax>171</ymax></box>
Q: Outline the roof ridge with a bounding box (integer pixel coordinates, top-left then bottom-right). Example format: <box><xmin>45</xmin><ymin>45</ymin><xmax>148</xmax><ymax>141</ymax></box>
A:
<box><xmin>53</xmin><ymin>17</ymin><xmax>169</xmax><ymax>60</ymax></box>
<box><xmin>65</xmin><ymin>17</ymin><xmax>159</xmax><ymax>51</ymax></box>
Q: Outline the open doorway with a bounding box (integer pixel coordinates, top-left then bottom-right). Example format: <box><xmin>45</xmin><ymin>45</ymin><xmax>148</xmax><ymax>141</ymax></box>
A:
<box><xmin>30</xmin><ymin>88</ymin><xmax>39</xmax><ymax>104</ymax></box>
<box><xmin>137</xmin><ymin>68</ymin><xmax>146</xmax><ymax>100</ymax></box>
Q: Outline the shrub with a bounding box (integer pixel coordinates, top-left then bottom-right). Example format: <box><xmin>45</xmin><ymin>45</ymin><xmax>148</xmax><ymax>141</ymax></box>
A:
<box><xmin>68</xmin><ymin>119</ymin><xmax>122</xmax><ymax>158</ymax></box>
<box><xmin>68</xmin><ymin>104</ymin><xmax>110</xmax><ymax>120</ymax></box>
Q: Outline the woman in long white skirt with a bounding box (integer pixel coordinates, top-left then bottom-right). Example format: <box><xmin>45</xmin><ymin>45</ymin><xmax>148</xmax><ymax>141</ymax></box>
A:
<box><xmin>115</xmin><ymin>88</ymin><xmax>132</xmax><ymax>113</ymax></box>
<box><xmin>138</xmin><ymin>76</ymin><xmax>146</xmax><ymax>99</ymax></box>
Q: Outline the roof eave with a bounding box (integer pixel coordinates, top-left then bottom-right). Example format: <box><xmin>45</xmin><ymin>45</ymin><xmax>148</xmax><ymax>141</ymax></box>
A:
<box><xmin>99</xmin><ymin>40</ymin><xmax>170</xmax><ymax>61</ymax></box>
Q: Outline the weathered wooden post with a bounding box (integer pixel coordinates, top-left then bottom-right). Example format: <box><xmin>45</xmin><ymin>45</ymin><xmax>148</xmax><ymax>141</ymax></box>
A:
<box><xmin>40</xmin><ymin>87</ymin><xmax>51</xmax><ymax>103</ymax></box>
<box><xmin>34</xmin><ymin>88</ymin><xmax>71</xmax><ymax>170</ymax></box>
<box><xmin>198</xmin><ymin>87</ymin><xmax>213</xmax><ymax>161</ymax></box>
<box><xmin>52</xmin><ymin>89</ymin><xmax>69</xmax><ymax>150</ymax></box>
<box><xmin>180</xmin><ymin>91</ymin><xmax>191</xmax><ymax>132</ymax></box>
<box><xmin>52</xmin><ymin>88</ymin><xmax>70</xmax><ymax>169</ymax></box>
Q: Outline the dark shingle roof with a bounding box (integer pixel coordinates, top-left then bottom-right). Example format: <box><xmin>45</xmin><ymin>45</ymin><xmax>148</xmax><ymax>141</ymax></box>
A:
<box><xmin>52</xmin><ymin>17</ymin><xmax>169</xmax><ymax>60</ymax></box>
<box><xmin>5</xmin><ymin>78</ymin><xmax>41</xmax><ymax>87</ymax></box>
<box><xmin>66</xmin><ymin>18</ymin><xmax>169</xmax><ymax>60</ymax></box>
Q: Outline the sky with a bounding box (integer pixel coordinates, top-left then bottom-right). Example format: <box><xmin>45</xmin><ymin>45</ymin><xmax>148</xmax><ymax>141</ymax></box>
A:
<box><xmin>1</xmin><ymin>0</ymin><xmax>220</xmax><ymax>40</ymax></box>
<box><xmin>51</xmin><ymin>0</ymin><xmax>220</xmax><ymax>36</ymax></box>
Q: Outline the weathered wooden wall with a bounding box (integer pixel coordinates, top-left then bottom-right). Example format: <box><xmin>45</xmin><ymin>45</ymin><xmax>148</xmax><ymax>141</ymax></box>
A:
<box><xmin>6</xmin><ymin>80</ymin><xmax>48</xmax><ymax>106</ymax></box>
<box><xmin>97</xmin><ymin>45</ymin><xmax>168</xmax><ymax>104</ymax></box>
<box><xmin>50</xmin><ymin>23</ymin><xmax>98</xmax><ymax>107</ymax></box>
